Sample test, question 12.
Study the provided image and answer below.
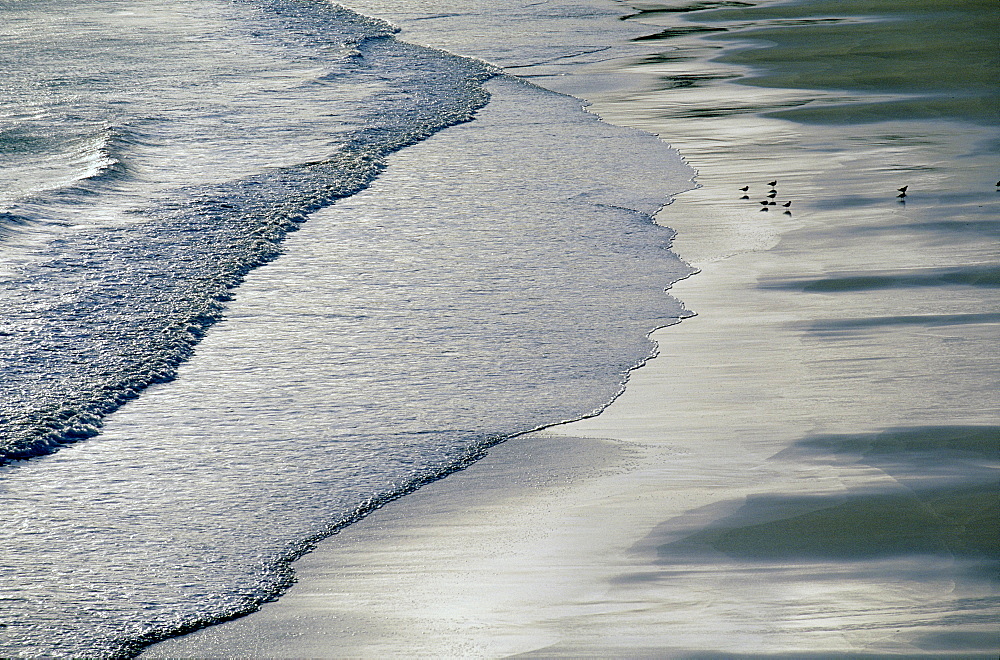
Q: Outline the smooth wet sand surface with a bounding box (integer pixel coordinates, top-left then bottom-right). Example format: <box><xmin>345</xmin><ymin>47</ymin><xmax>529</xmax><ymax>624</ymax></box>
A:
<box><xmin>144</xmin><ymin>0</ymin><xmax>998</xmax><ymax>656</ymax></box>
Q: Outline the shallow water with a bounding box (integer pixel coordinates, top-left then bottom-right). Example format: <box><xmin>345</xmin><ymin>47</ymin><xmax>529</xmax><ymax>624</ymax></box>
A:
<box><xmin>0</xmin><ymin>2</ymin><xmax>693</xmax><ymax>654</ymax></box>
<box><xmin>708</xmin><ymin>0</ymin><xmax>1000</xmax><ymax>125</ymax></box>
<box><xmin>580</xmin><ymin>0</ymin><xmax>999</xmax><ymax>654</ymax></box>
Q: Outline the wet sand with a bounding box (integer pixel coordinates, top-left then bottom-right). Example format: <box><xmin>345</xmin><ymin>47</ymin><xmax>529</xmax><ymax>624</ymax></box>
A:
<box><xmin>140</xmin><ymin>115</ymin><xmax>998</xmax><ymax>656</ymax></box>
<box><xmin>141</xmin><ymin>200</ymin><xmax>998</xmax><ymax>655</ymax></box>
<box><xmin>142</xmin><ymin>0</ymin><xmax>998</xmax><ymax>656</ymax></box>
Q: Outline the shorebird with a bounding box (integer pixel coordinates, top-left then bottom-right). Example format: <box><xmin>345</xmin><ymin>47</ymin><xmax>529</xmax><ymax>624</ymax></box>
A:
<box><xmin>898</xmin><ymin>186</ymin><xmax>908</xmax><ymax>193</ymax></box>
<box><xmin>740</xmin><ymin>195</ymin><xmax>750</xmax><ymax>200</ymax></box>
<box><xmin>760</xmin><ymin>206</ymin><xmax>769</xmax><ymax>211</ymax></box>
<box><xmin>767</xmin><ymin>190</ymin><xmax>777</xmax><ymax>198</ymax></box>
<box><xmin>760</xmin><ymin>200</ymin><xmax>769</xmax><ymax>205</ymax></box>
<box><xmin>739</xmin><ymin>186</ymin><xmax>750</xmax><ymax>192</ymax></box>
<box><xmin>897</xmin><ymin>191</ymin><xmax>907</xmax><ymax>198</ymax></box>
<box><xmin>782</xmin><ymin>201</ymin><xmax>791</xmax><ymax>208</ymax></box>
<box><xmin>767</xmin><ymin>180</ymin><xmax>777</xmax><ymax>187</ymax></box>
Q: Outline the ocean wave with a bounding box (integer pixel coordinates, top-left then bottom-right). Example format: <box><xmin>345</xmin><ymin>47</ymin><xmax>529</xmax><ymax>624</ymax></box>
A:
<box><xmin>0</xmin><ymin>124</ymin><xmax>137</xmax><ymax>215</ymax></box>
<box><xmin>0</xmin><ymin>2</ymin><xmax>695</xmax><ymax>655</ymax></box>
<box><xmin>0</xmin><ymin>210</ymin><xmax>32</xmax><ymax>236</ymax></box>
<box><xmin>0</xmin><ymin>33</ymin><xmax>496</xmax><ymax>466</ymax></box>
<box><xmin>71</xmin><ymin>126</ymin><xmax>130</xmax><ymax>182</ymax></box>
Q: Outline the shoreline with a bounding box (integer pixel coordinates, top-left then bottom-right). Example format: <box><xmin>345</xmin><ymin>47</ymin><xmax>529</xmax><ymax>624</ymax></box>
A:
<box><xmin>136</xmin><ymin>67</ymin><xmax>699</xmax><ymax>657</ymax></box>
<box><xmin>140</xmin><ymin>199</ymin><xmax>1000</xmax><ymax>656</ymax></box>
<box><xmin>141</xmin><ymin>94</ymin><xmax>1000</xmax><ymax>660</ymax></box>
<box><xmin>138</xmin><ymin>192</ymin><xmax>811</xmax><ymax>657</ymax></box>
<box><xmin>5</xmin><ymin>0</ymin><xmax>995</xmax><ymax>655</ymax></box>
<box><xmin>143</xmin><ymin>0</ymin><xmax>998</xmax><ymax>655</ymax></box>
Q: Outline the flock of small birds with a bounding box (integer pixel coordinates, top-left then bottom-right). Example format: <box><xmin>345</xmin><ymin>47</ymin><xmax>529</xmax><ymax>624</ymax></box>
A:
<box><xmin>736</xmin><ymin>180</ymin><xmax>1000</xmax><ymax>209</ymax></box>
<box><xmin>737</xmin><ymin>180</ymin><xmax>792</xmax><ymax>214</ymax></box>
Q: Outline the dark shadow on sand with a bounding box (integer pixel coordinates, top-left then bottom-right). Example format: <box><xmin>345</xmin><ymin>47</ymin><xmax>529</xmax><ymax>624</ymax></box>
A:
<box><xmin>804</xmin><ymin>312</ymin><xmax>1000</xmax><ymax>335</ymax></box>
<box><xmin>659</xmin><ymin>484</ymin><xmax>997</xmax><ymax>562</ymax></box>
<box><xmin>765</xmin><ymin>265</ymin><xmax>1000</xmax><ymax>292</ymax></box>
<box><xmin>646</xmin><ymin>427</ymin><xmax>998</xmax><ymax>566</ymax></box>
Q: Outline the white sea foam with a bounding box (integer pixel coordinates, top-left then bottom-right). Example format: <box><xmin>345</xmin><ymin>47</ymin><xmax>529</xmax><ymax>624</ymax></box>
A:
<box><xmin>0</xmin><ymin>0</ymin><xmax>693</xmax><ymax>656</ymax></box>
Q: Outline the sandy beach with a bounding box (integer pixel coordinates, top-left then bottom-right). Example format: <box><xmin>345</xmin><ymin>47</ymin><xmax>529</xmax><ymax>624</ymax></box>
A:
<box><xmin>141</xmin><ymin>0</ymin><xmax>998</xmax><ymax>656</ymax></box>
<box><xmin>141</xmin><ymin>179</ymin><xmax>998</xmax><ymax>656</ymax></box>
<box><xmin>142</xmin><ymin>103</ymin><xmax>998</xmax><ymax>660</ymax></box>
<box><xmin>3</xmin><ymin>0</ymin><xmax>995</xmax><ymax>656</ymax></box>
<box><xmin>139</xmin><ymin>252</ymin><xmax>819</xmax><ymax>658</ymax></box>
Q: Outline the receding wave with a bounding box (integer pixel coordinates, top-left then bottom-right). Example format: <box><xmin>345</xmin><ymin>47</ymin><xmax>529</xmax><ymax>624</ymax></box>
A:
<box><xmin>0</xmin><ymin>53</ymin><xmax>694</xmax><ymax>653</ymax></box>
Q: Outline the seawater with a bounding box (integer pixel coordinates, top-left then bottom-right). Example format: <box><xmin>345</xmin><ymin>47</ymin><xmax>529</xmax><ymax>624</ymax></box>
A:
<box><xmin>0</xmin><ymin>0</ymin><xmax>693</xmax><ymax>656</ymax></box>
<box><xmin>0</xmin><ymin>0</ymin><xmax>493</xmax><ymax>461</ymax></box>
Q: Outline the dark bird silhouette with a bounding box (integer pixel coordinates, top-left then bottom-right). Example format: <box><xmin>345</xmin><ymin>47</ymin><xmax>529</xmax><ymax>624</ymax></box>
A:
<box><xmin>995</xmin><ymin>180</ymin><xmax>999</xmax><ymax>186</ymax></box>
<box><xmin>782</xmin><ymin>201</ymin><xmax>791</xmax><ymax>208</ymax></box>
<box><xmin>898</xmin><ymin>186</ymin><xmax>908</xmax><ymax>193</ymax></box>
<box><xmin>740</xmin><ymin>195</ymin><xmax>750</xmax><ymax>200</ymax></box>
<box><xmin>760</xmin><ymin>200</ymin><xmax>769</xmax><ymax>205</ymax></box>
<box><xmin>767</xmin><ymin>191</ymin><xmax>777</xmax><ymax>198</ymax></box>
<box><xmin>739</xmin><ymin>186</ymin><xmax>750</xmax><ymax>192</ymax></box>
<box><xmin>897</xmin><ymin>191</ymin><xmax>907</xmax><ymax>198</ymax></box>
<box><xmin>760</xmin><ymin>206</ymin><xmax>769</xmax><ymax>211</ymax></box>
<box><xmin>768</xmin><ymin>201</ymin><xmax>776</xmax><ymax>205</ymax></box>
<box><xmin>767</xmin><ymin>180</ymin><xmax>777</xmax><ymax>187</ymax></box>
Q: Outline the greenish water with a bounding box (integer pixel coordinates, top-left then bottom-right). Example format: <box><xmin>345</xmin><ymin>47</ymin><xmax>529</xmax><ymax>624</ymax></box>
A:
<box><xmin>702</xmin><ymin>0</ymin><xmax>1000</xmax><ymax>123</ymax></box>
<box><xmin>666</xmin><ymin>426</ymin><xmax>999</xmax><ymax>562</ymax></box>
<box><xmin>600</xmin><ymin>0</ymin><xmax>999</xmax><ymax>654</ymax></box>
<box><xmin>667</xmin><ymin>485</ymin><xmax>996</xmax><ymax>560</ymax></box>
<box><xmin>773</xmin><ymin>264</ymin><xmax>1000</xmax><ymax>292</ymax></box>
